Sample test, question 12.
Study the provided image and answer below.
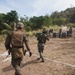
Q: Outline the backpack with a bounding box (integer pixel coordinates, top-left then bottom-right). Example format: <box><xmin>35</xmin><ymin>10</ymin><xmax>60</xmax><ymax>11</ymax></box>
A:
<box><xmin>37</xmin><ymin>33</ymin><xmax>46</xmax><ymax>43</ymax></box>
<box><xmin>10</xmin><ymin>31</ymin><xmax>24</xmax><ymax>47</ymax></box>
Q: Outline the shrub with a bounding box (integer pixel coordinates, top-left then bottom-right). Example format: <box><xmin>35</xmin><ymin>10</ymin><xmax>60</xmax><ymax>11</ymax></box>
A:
<box><xmin>1</xmin><ymin>29</ymin><xmax>9</xmax><ymax>34</ymax></box>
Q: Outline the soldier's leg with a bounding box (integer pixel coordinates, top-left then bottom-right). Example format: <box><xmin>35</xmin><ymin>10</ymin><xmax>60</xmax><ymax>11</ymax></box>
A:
<box><xmin>39</xmin><ymin>43</ymin><xmax>44</xmax><ymax>62</ymax></box>
<box><xmin>15</xmin><ymin>66</ymin><xmax>21</xmax><ymax>75</ymax></box>
<box><xmin>37</xmin><ymin>43</ymin><xmax>41</xmax><ymax>60</ymax></box>
<box><xmin>39</xmin><ymin>51</ymin><xmax>44</xmax><ymax>62</ymax></box>
<box><xmin>37</xmin><ymin>43</ymin><xmax>44</xmax><ymax>62</ymax></box>
<box><xmin>11</xmin><ymin>58</ymin><xmax>22</xmax><ymax>75</ymax></box>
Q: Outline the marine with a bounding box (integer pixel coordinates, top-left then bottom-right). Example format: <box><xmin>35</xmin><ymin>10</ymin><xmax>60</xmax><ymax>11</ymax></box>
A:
<box><xmin>5</xmin><ymin>22</ymin><xmax>32</xmax><ymax>75</ymax></box>
<box><xmin>36</xmin><ymin>29</ymin><xmax>49</xmax><ymax>62</ymax></box>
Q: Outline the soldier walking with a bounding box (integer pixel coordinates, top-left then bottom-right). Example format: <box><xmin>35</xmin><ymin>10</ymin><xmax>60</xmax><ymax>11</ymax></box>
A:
<box><xmin>36</xmin><ymin>29</ymin><xmax>49</xmax><ymax>62</ymax></box>
<box><xmin>5</xmin><ymin>22</ymin><xmax>32</xmax><ymax>75</ymax></box>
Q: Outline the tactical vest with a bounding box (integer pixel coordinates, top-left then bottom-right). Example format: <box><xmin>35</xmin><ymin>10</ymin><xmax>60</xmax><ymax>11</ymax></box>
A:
<box><xmin>37</xmin><ymin>33</ymin><xmax>47</xmax><ymax>43</ymax></box>
<box><xmin>10</xmin><ymin>31</ymin><xmax>24</xmax><ymax>47</ymax></box>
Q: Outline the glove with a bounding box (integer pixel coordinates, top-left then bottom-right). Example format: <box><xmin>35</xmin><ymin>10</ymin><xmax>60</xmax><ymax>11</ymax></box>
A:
<box><xmin>24</xmin><ymin>50</ymin><xmax>27</xmax><ymax>56</ymax></box>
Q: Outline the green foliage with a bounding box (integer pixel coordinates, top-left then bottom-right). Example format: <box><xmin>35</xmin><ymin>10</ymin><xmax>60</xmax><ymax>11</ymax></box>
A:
<box><xmin>67</xmin><ymin>23</ymin><xmax>75</xmax><ymax>27</ymax></box>
<box><xmin>26</xmin><ymin>31</ymin><xmax>34</xmax><ymax>36</ymax></box>
<box><xmin>0</xmin><ymin>23</ymin><xmax>11</xmax><ymax>31</ymax></box>
<box><xmin>1</xmin><ymin>29</ymin><xmax>9</xmax><ymax>34</ymax></box>
<box><xmin>3</xmin><ymin>10</ymin><xmax>18</xmax><ymax>24</ymax></box>
<box><xmin>52</xmin><ymin>18</ymin><xmax>66</xmax><ymax>25</ymax></box>
<box><xmin>70</xmin><ymin>13</ymin><xmax>75</xmax><ymax>23</ymax></box>
<box><xmin>0</xmin><ymin>23</ymin><xmax>11</xmax><ymax>30</ymax></box>
<box><xmin>2</xmin><ymin>23</ymin><xmax>12</xmax><ymax>30</ymax></box>
<box><xmin>0</xmin><ymin>13</ymin><xmax>5</xmax><ymax>20</ymax></box>
<box><xmin>0</xmin><ymin>10</ymin><xmax>18</xmax><ymax>34</ymax></box>
<box><xmin>51</xmin><ymin>7</ymin><xmax>75</xmax><ymax>23</ymax></box>
<box><xmin>49</xmin><ymin>25</ymin><xmax>60</xmax><ymax>31</ymax></box>
<box><xmin>43</xmin><ymin>15</ymin><xmax>52</xmax><ymax>27</ymax></box>
<box><xmin>29</xmin><ymin>16</ymin><xmax>45</xmax><ymax>29</ymax></box>
<box><xmin>25</xmin><ymin>26</ymin><xmax>32</xmax><ymax>31</ymax></box>
<box><xmin>0</xmin><ymin>7</ymin><xmax>75</xmax><ymax>34</ymax></box>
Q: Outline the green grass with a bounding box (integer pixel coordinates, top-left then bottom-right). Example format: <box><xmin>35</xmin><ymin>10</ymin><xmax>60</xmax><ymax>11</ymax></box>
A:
<box><xmin>0</xmin><ymin>25</ymin><xmax>60</xmax><ymax>37</ymax></box>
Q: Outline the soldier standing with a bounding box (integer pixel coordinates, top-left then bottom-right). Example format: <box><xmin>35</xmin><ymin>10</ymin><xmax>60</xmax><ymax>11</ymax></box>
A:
<box><xmin>36</xmin><ymin>30</ymin><xmax>49</xmax><ymax>62</ymax></box>
<box><xmin>5</xmin><ymin>22</ymin><xmax>32</xmax><ymax>75</ymax></box>
<box><xmin>59</xmin><ymin>28</ymin><xmax>62</xmax><ymax>38</ymax></box>
<box><xmin>69</xmin><ymin>26</ymin><xmax>72</xmax><ymax>37</ymax></box>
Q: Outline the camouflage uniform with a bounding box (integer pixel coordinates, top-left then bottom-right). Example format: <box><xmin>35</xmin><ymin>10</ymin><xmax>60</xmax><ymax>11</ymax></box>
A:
<box><xmin>37</xmin><ymin>32</ymin><xmax>49</xmax><ymax>62</ymax></box>
<box><xmin>42</xmin><ymin>28</ymin><xmax>48</xmax><ymax>35</ymax></box>
<box><xmin>5</xmin><ymin>22</ymin><xmax>31</xmax><ymax>75</ymax></box>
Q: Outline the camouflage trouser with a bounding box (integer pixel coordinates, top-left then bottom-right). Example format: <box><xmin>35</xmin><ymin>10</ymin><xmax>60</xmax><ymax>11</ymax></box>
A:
<box><xmin>38</xmin><ymin>43</ymin><xmax>44</xmax><ymax>61</ymax></box>
<box><xmin>11</xmin><ymin>57</ymin><xmax>23</xmax><ymax>75</ymax></box>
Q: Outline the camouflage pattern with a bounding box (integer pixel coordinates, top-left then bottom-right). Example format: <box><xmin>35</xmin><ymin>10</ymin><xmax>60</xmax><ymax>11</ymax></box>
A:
<box><xmin>37</xmin><ymin>32</ymin><xmax>49</xmax><ymax>62</ymax></box>
<box><xmin>5</xmin><ymin>22</ymin><xmax>31</xmax><ymax>75</ymax></box>
<box><xmin>37</xmin><ymin>33</ymin><xmax>49</xmax><ymax>44</ymax></box>
<box><xmin>11</xmin><ymin>57</ymin><xmax>23</xmax><ymax>75</ymax></box>
<box><xmin>38</xmin><ymin>43</ymin><xmax>44</xmax><ymax>52</ymax></box>
<box><xmin>42</xmin><ymin>28</ymin><xmax>49</xmax><ymax>35</ymax></box>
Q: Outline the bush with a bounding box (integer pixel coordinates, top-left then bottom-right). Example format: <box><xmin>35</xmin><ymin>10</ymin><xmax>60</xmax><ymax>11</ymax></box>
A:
<box><xmin>25</xmin><ymin>26</ymin><xmax>32</xmax><ymax>31</ymax></box>
<box><xmin>26</xmin><ymin>31</ymin><xmax>33</xmax><ymax>37</ymax></box>
<box><xmin>67</xmin><ymin>23</ymin><xmax>75</xmax><ymax>27</ymax></box>
<box><xmin>2</xmin><ymin>23</ymin><xmax>12</xmax><ymax>30</ymax></box>
<box><xmin>1</xmin><ymin>30</ymin><xmax>9</xmax><ymax>34</ymax></box>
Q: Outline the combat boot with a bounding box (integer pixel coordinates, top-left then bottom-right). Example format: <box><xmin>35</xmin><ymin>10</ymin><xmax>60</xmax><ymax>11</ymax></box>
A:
<box><xmin>41</xmin><ymin>58</ymin><xmax>44</xmax><ymax>62</ymax></box>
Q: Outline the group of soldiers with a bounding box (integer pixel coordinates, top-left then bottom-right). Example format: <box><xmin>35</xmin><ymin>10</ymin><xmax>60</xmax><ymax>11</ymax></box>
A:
<box><xmin>5</xmin><ymin>22</ymin><xmax>49</xmax><ymax>75</ymax></box>
<box><xmin>43</xmin><ymin>26</ymin><xmax>72</xmax><ymax>38</ymax></box>
<box><xmin>59</xmin><ymin>26</ymin><xmax>72</xmax><ymax>38</ymax></box>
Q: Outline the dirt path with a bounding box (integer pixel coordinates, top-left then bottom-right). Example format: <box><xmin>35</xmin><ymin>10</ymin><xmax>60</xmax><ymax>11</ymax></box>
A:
<box><xmin>0</xmin><ymin>28</ymin><xmax>75</xmax><ymax>75</ymax></box>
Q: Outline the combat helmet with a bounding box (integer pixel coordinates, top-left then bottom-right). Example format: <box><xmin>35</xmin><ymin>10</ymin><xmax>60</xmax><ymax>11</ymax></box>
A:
<box><xmin>42</xmin><ymin>28</ymin><xmax>47</xmax><ymax>34</ymax></box>
<box><xmin>16</xmin><ymin>22</ymin><xmax>24</xmax><ymax>29</ymax></box>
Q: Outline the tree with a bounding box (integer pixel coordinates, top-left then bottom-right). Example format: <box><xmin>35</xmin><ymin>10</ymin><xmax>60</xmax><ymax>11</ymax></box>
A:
<box><xmin>43</xmin><ymin>15</ymin><xmax>52</xmax><ymax>26</ymax></box>
<box><xmin>52</xmin><ymin>18</ymin><xmax>66</xmax><ymax>25</ymax></box>
<box><xmin>70</xmin><ymin>13</ymin><xmax>75</xmax><ymax>23</ymax></box>
<box><xmin>0</xmin><ymin>22</ymin><xmax>11</xmax><ymax>31</ymax></box>
<box><xmin>0</xmin><ymin>13</ymin><xmax>6</xmax><ymax>26</ymax></box>
<box><xmin>29</xmin><ymin>16</ymin><xmax>45</xmax><ymax>29</ymax></box>
<box><xmin>4</xmin><ymin>10</ymin><xmax>18</xmax><ymax>24</ymax></box>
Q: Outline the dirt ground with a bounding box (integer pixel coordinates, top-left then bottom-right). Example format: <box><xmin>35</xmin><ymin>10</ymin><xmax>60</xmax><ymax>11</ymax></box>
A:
<box><xmin>0</xmin><ymin>28</ymin><xmax>75</xmax><ymax>75</ymax></box>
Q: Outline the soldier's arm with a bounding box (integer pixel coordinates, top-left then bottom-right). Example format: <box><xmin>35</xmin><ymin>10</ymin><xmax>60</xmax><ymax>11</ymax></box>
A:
<box><xmin>5</xmin><ymin>33</ymin><xmax>11</xmax><ymax>57</ymax></box>
<box><xmin>5</xmin><ymin>33</ymin><xmax>11</xmax><ymax>50</ymax></box>
<box><xmin>46</xmin><ymin>35</ymin><xmax>49</xmax><ymax>41</ymax></box>
<box><xmin>47</xmin><ymin>37</ymin><xmax>49</xmax><ymax>41</ymax></box>
<box><xmin>46</xmin><ymin>36</ymin><xmax>49</xmax><ymax>41</ymax></box>
<box><xmin>23</xmin><ymin>35</ymin><xmax>32</xmax><ymax>57</ymax></box>
<box><xmin>25</xmin><ymin>41</ymin><xmax>30</xmax><ymax>51</ymax></box>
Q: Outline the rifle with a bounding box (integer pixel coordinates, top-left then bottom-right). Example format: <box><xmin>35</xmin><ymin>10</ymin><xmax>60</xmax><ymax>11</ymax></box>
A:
<box><xmin>6</xmin><ymin>54</ymin><xmax>10</xmax><ymax>58</ymax></box>
<box><xmin>6</xmin><ymin>47</ymin><xmax>12</xmax><ymax>58</ymax></box>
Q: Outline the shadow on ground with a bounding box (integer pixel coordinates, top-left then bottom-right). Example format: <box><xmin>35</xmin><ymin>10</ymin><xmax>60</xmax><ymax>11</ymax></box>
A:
<box><xmin>2</xmin><ymin>59</ymin><xmax>41</xmax><ymax>72</ymax></box>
